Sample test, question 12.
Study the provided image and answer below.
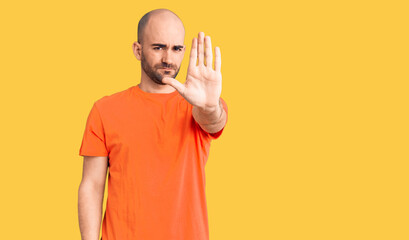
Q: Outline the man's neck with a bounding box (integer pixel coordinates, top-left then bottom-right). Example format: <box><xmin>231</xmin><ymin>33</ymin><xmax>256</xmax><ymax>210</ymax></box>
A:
<box><xmin>139</xmin><ymin>74</ymin><xmax>177</xmax><ymax>94</ymax></box>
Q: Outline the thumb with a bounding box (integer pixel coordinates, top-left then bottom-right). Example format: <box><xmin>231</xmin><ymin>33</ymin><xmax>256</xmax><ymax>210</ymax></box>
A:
<box><xmin>162</xmin><ymin>77</ymin><xmax>186</xmax><ymax>96</ymax></box>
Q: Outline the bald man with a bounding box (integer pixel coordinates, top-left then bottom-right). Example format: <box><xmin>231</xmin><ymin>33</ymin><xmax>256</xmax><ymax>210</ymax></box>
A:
<box><xmin>78</xmin><ymin>9</ymin><xmax>228</xmax><ymax>240</ymax></box>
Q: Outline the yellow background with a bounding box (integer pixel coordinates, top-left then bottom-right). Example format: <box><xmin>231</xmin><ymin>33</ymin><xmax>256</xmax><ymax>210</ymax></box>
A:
<box><xmin>1</xmin><ymin>0</ymin><xmax>408</xmax><ymax>239</ymax></box>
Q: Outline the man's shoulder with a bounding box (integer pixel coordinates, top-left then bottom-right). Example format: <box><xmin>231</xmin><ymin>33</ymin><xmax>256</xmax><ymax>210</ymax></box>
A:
<box><xmin>94</xmin><ymin>85</ymin><xmax>134</xmax><ymax>108</ymax></box>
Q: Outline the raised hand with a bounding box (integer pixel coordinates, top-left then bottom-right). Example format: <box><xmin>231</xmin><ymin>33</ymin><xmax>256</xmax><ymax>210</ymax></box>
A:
<box><xmin>162</xmin><ymin>32</ymin><xmax>222</xmax><ymax>113</ymax></box>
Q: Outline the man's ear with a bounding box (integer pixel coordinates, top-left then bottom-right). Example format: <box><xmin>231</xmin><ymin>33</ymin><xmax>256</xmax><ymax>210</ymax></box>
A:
<box><xmin>133</xmin><ymin>41</ymin><xmax>142</xmax><ymax>61</ymax></box>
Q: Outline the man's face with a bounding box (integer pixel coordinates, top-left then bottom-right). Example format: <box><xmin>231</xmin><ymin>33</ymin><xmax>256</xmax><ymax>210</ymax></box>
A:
<box><xmin>140</xmin><ymin>44</ymin><xmax>183</xmax><ymax>85</ymax></box>
<box><xmin>138</xmin><ymin>15</ymin><xmax>185</xmax><ymax>85</ymax></box>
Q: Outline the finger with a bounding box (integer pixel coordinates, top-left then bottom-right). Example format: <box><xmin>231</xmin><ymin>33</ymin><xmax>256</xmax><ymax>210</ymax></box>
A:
<box><xmin>162</xmin><ymin>77</ymin><xmax>186</xmax><ymax>96</ymax></box>
<box><xmin>197</xmin><ymin>32</ymin><xmax>204</xmax><ymax>66</ymax></box>
<box><xmin>189</xmin><ymin>37</ymin><xmax>197</xmax><ymax>67</ymax></box>
<box><xmin>204</xmin><ymin>36</ymin><xmax>213</xmax><ymax>68</ymax></box>
<box><xmin>214</xmin><ymin>46</ymin><xmax>221</xmax><ymax>72</ymax></box>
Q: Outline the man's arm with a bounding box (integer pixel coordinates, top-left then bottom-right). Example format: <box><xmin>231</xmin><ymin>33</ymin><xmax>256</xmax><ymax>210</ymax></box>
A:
<box><xmin>78</xmin><ymin>156</ymin><xmax>108</xmax><ymax>240</ymax></box>
<box><xmin>162</xmin><ymin>32</ymin><xmax>226</xmax><ymax>130</ymax></box>
<box><xmin>192</xmin><ymin>98</ymin><xmax>226</xmax><ymax>133</ymax></box>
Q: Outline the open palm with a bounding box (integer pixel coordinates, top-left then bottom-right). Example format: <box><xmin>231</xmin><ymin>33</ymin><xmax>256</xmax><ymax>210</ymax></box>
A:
<box><xmin>162</xmin><ymin>32</ymin><xmax>222</xmax><ymax>112</ymax></box>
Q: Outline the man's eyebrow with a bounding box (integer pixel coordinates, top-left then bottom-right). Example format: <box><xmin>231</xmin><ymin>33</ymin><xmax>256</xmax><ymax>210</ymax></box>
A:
<box><xmin>151</xmin><ymin>43</ymin><xmax>167</xmax><ymax>47</ymax></box>
<box><xmin>151</xmin><ymin>44</ymin><xmax>184</xmax><ymax>49</ymax></box>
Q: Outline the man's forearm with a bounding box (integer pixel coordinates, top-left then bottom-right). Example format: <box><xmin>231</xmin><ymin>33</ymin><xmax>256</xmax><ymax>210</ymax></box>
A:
<box><xmin>192</xmin><ymin>98</ymin><xmax>227</xmax><ymax>134</ymax></box>
<box><xmin>78</xmin><ymin>182</ymin><xmax>105</xmax><ymax>240</ymax></box>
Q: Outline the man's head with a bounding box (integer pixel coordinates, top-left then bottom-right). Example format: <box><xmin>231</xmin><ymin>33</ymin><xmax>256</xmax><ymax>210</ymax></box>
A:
<box><xmin>133</xmin><ymin>9</ymin><xmax>186</xmax><ymax>85</ymax></box>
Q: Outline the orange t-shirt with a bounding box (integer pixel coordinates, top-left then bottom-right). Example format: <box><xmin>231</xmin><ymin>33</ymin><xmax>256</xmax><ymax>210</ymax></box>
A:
<box><xmin>79</xmin><ymin>84</ymin><xmax>228</xmax><ymax>240</ymax></box>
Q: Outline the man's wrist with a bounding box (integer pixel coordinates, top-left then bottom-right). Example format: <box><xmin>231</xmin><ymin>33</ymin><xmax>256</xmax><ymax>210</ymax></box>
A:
<box><xmin>194</xmin><ymin>100</ymin><xmax>223</xmax><ymax>125</ymax></box>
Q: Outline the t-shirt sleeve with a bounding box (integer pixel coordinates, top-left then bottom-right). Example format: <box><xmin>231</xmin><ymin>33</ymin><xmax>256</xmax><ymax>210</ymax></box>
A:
<box><xmin>196</xmin><ymin>97</ymin><xmax>229</xmax><ymax>140</ymax></box>
<box><xmin>79</xmin><ymin>102</ymin><xmax>109</xmax><ymax>157</ymax></box>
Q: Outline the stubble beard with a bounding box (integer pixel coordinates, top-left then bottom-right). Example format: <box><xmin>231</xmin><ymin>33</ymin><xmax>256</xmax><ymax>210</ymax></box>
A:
<box><xmin>141</xmin><ymin>52</ymin><xmax>180</xmax><ymax>85</ymax></box>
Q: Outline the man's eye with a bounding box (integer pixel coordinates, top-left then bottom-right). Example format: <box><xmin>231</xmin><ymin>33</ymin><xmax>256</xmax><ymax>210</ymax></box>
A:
<box><xmin>153</xmin><ymin>47</ymin><xmax>162</xmax><ymax>50</ymax></box>
<box><xmin>174</xmin><ymin>47</ymin><xmax>183</xmax><ymax>51</ymax></box>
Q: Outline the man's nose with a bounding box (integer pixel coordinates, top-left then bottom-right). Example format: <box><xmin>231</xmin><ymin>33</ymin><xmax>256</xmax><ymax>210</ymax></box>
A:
<box><xmin>161</xmin><ymin>49</ymin><xmax>173</xmax><ymax>64</ymax></box>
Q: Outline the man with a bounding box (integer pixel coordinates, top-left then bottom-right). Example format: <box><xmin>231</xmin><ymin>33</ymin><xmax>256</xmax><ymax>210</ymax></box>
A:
<box><xmin>78</xmin><ymin>8</ymin><xmax>228</xmax><ymax>240</ymax></box>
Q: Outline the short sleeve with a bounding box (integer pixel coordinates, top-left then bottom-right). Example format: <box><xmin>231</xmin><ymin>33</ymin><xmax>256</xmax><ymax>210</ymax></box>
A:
<box><xmin>197</xmin><ymin>97</ymin><xmax>229</xmax><ymax>140</ymax></box>
<box><xmin>79</xmin><ymin>102</ymin><xmax>109</xmax><ymax>157</ymax></box>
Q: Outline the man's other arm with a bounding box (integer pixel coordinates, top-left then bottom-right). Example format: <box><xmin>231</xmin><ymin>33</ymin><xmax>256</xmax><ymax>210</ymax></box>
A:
<box><xmin>192</xmin><ymin>98</ymin><xmax>227</xmax><ymax>134</ymax></box>
<box><xmin>78</xmin><ymin>156</ymin><xmax>108</xmax><ymax>240</ymax></box>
